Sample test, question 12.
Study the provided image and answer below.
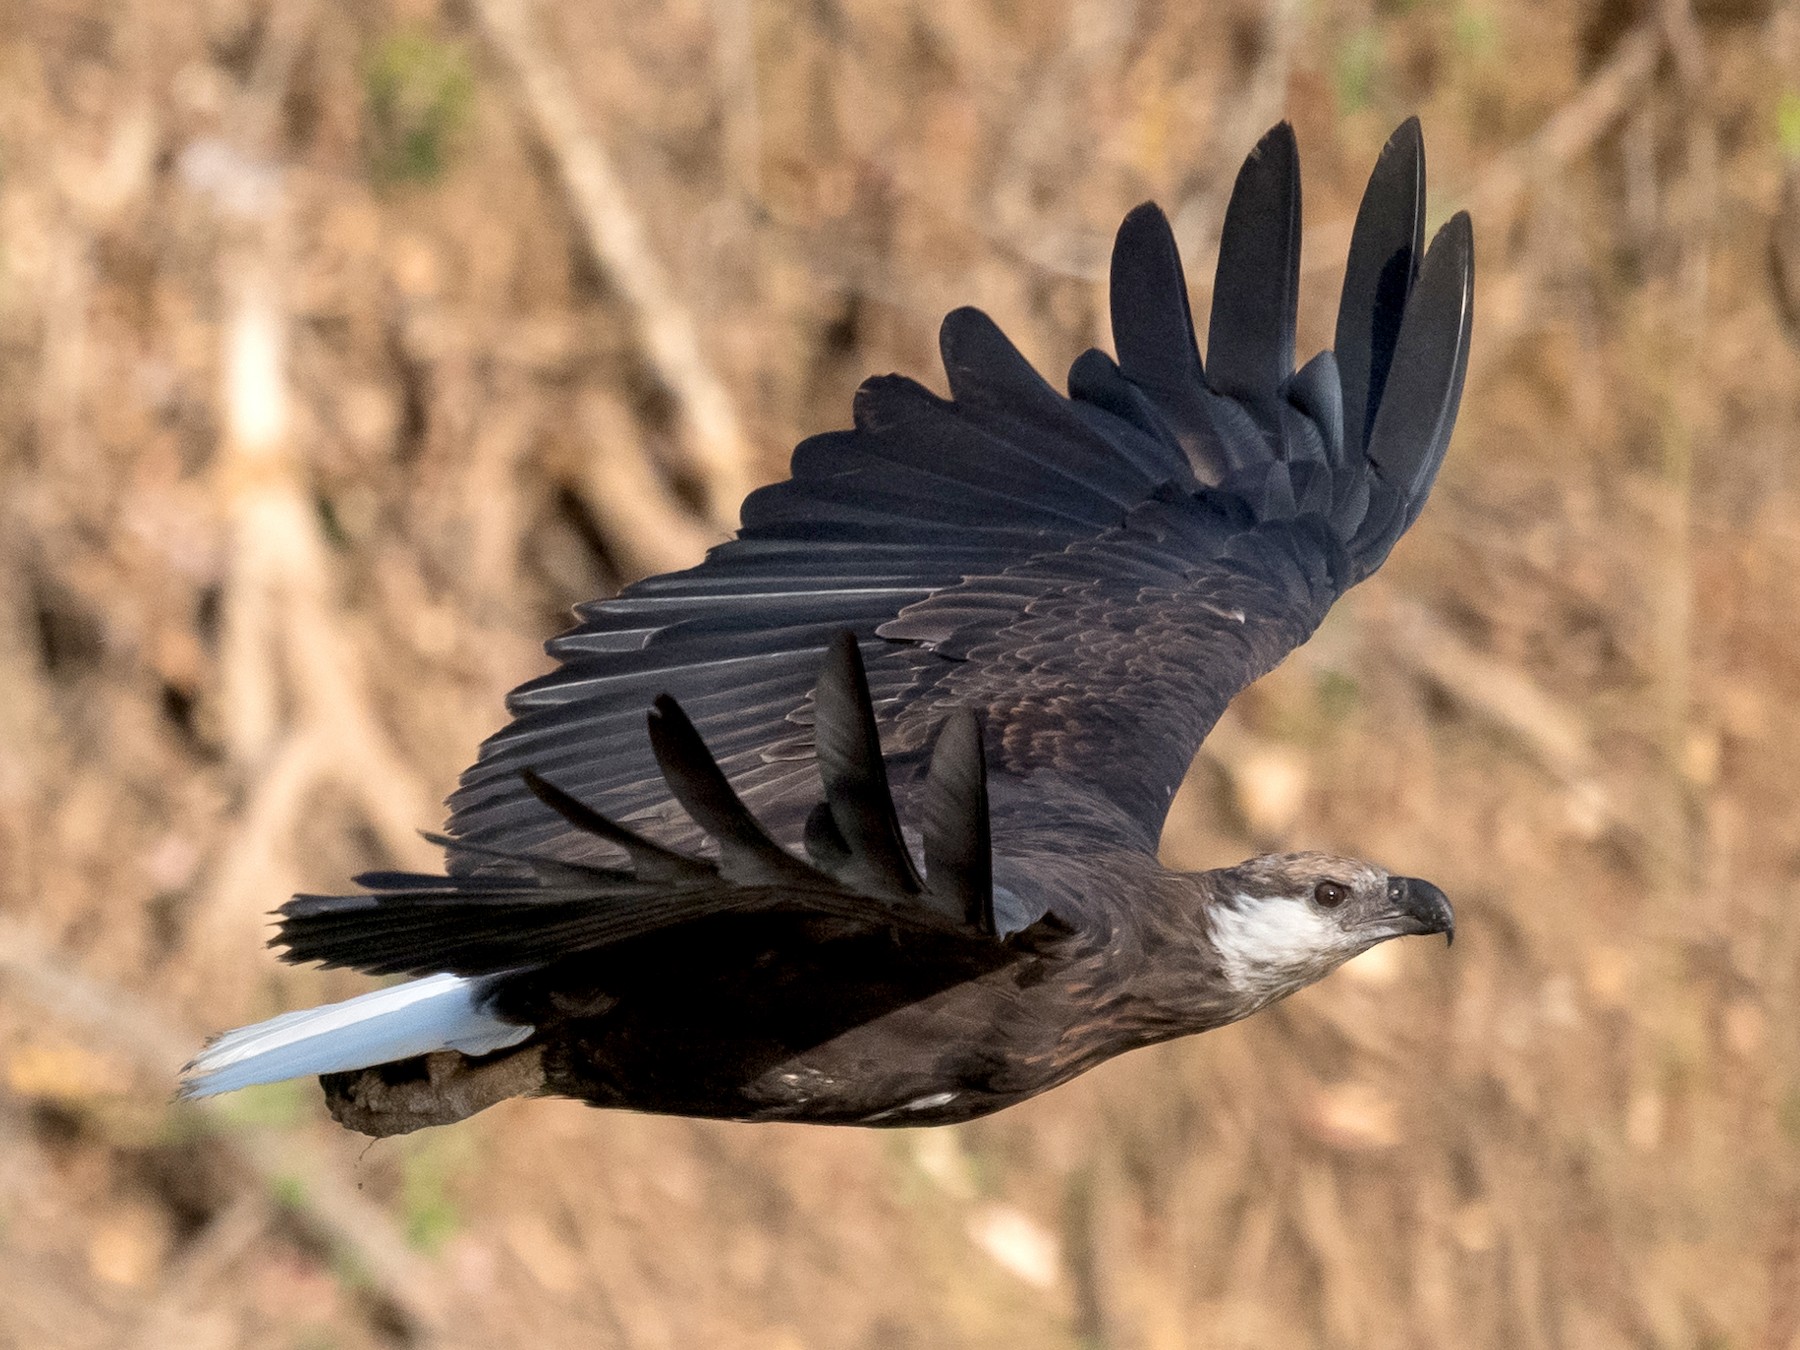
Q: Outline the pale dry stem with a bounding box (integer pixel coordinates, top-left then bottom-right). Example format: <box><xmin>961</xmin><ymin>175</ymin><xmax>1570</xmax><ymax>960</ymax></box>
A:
<box><xmin>471</xmin><ymin>0</ymin><xmax>760</xmax><ymax>529</ymax></box>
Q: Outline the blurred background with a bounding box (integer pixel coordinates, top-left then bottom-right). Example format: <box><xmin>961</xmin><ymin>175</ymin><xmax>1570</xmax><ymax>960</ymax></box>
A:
<box><xmin>2</xmin><ymin>0</ymin><xmax>1798</xmax><ymax>1345</ymax></box>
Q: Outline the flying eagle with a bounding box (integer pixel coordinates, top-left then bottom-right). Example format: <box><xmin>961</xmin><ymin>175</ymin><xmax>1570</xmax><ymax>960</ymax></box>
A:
<box><xmin>183</xmin><ymin>120</ymin><xmax>1471</xmax><ymax>1136</ymax></box>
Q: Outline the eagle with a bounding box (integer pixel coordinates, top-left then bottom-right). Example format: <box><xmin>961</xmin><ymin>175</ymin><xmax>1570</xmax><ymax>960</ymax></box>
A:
<box><xmin>183</xmin><ymin>120</ymin><xmax>1471</xmax><ymax>1137</ymax></box>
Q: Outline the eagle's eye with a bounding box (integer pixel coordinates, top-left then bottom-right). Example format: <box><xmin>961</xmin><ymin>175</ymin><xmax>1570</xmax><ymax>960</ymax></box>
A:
<box><xmin>1313</xmin><ymin>880</ymin><xmax>1349</xmax><ymax>908</ymax></box>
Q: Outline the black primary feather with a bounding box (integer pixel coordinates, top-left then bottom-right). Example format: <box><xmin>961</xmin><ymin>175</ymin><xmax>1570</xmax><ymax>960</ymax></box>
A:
<box><xmin>1105</xmin><ymin>204</ymin><xmax>1228</xmax><ymax>482</ymax></box>
<box><xmin>1336</xmin><ymin>117</ymin><xmax>1427</xmax><ymax>461</ymax></box>
<box><xmin>1354</xmin><ymin>211</ymin><xmax>1474</xmax><ymax>574</ymax></box>
<box><xmin>1206</xmin><ymin>123</ymin><xmax>1302</xmax><ymax>438</ymax></box>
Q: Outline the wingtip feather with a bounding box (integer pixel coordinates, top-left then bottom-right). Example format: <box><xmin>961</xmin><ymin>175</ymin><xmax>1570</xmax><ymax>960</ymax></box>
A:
<box><xmin>1336</xmin><ymin>117</ymin><xmax>1428</xmax><ymax>457</ymax></box>
<box><xmin>1353</xmin><ymin>207</ymin><xmax>1473</xmax><ymax>574</ymax></box>
<box><xmin>1206</xmin><ymin>122</ymin><xmax>1302</xmax><ymax>409</ymax></box>
<box><xmin>1109</xmin><ymin>201</ymin><xmax>1203</xmax><ymax>395</ymax></box>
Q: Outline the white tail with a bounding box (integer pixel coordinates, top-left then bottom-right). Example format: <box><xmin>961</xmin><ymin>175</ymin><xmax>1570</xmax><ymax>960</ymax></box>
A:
<box><xmin>180</xmin><ymin>974</ymin><xmax>534</xmax><ymax>1099</ymax></box>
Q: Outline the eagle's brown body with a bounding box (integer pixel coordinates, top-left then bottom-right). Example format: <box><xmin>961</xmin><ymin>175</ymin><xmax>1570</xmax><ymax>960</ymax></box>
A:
<box><xmin>317</xmin><ymin>850</ymin><xmax>1449</xmax><ymax>1137</ymax></box>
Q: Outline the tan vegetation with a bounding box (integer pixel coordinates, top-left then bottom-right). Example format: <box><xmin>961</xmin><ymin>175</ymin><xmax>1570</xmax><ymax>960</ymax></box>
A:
<box><xmin>3</xmin><ymin>0</ymin><xmax>1799</xmax><ymax>1345</ymax></box>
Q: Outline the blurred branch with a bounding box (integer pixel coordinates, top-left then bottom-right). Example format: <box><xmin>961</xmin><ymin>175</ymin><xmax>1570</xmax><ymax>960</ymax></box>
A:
<box><xmin>957</xmin><ymin>0</ymin><xmax>1307</xmax><ymax>290</ymax></box>
<box><xmin>1381</xmin><ymin>600</ymin><xmax>1594</xmax><ymax>785</ymax></box>
<box><xmin>1464</xmin><ymin>25</ymin><xmax>1662</xmax><ymax>234</ymax></box>
<box><xmin>1657</xmin><ymin>0</ymin><xmax>1713</xmax><ymax>904</ymax></box>
<box><xmin>711</xmin><ymin>0</ymin><xmax>763</xmax><ymax>201</ymax></box>
<box><xmin>234</xmin><ymin>0</ymin><xmax>321</xmax><ymax>157</ymax></box>
<box><xmin>1173</xmin><ymin>0</ymin><xmax>1306</xmax><ymax>263</ymax></box>
<box><xmin>461</xmin><ymin>395</ymin><xmax>540</xmax><ymax>613</ymax></box>
<box><xmin>1420</xmin><ymin>23</ymin><xmax>1664</xmax><ymax>385</ymax></box>
<box><xmin>124</xmin><ymin>1197</ymin><xmax>271</xmax><ymax>1350</ymax></box>
<box><xmin>0</xmin><ymin>916</ymin><xmax>448</xmax><ymax>1344</ymax></box>
<box><xmin>577</xmin><ymin>393</ymin><xmax>721</xmax><ymax>578</ymax></box>
<box><xmin>1373</xmin><ymin>598</ymin><xmax>1671</xmax><ymax>861</ymax></box>
<box><xmin>1273</xmin><ymin>23</ymin><xmax>1664</xmax><ymax>295</ymax></box>
<box><xmin>197</xmin><ymin>6</ymin><xmax>440</xmax><ymax>984</ymax></box>
<box><xmin>202</xmin><ymin>238</ymin><xmax>441</xmax><ymax>983</ymax></box>
<box><xmin>471</xmin><ymin>0</ymin><xmax>758</xmax><ymax>530</ymax></box>
<box><xmin>984</xmin><ymin>0</ymin><xmax>1140</xmax><ymax>280</ymax></box>
<box><xmin>0</xmin><ymin>523</ymin><xmax>52</xmax><ymax>824</ymax></box>
<box><xmin>1658</xmin><ymin>0</ymin><xmax>1706</xmax><ymax>93</ymax></box>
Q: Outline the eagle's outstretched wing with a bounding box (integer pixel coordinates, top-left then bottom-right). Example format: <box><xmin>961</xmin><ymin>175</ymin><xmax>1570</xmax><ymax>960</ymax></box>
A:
<box><xmin>444</xmin><ymin>120</ymin><xmax>1471</xmax><ymax>865</ymax></box>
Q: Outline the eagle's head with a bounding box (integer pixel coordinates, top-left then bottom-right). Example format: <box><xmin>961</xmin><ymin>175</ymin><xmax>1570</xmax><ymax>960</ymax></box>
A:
<box><xmin>1205</xmin><ymin>852</ymin><xmax>1453</xmax><ymax>1008</ymax></box>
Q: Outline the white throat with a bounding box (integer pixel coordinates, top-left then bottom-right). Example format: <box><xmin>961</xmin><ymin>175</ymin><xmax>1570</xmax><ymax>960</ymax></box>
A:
<box><xmin>1209</xmin><ymin>893</ymin><xmax>1347</xmax><ymax>1003</ymax></box>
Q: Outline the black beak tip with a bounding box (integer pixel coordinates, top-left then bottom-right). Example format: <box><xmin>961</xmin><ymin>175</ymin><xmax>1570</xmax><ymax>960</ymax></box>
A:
<box><xmin>1392</xmin><ymin>875</ymin><xmax>1454</xmax><ymax>948</ymax></box>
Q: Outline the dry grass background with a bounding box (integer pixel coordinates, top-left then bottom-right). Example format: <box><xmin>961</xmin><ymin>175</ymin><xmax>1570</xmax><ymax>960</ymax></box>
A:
<box><xmin>2</xmin><ymin>0</ymin><xmax>1799</xmax><ymax>1345</ymax></box>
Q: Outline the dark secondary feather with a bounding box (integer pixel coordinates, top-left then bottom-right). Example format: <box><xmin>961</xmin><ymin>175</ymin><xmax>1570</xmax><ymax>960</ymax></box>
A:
<box><xmin>919</xmin><ymin>707</ymin><xmax>993</xmax><ymax>934</ymax></box>
<box><xmin>430</xmin><ymin>120</ymin><xmax>1472</xmax><ymax>873</ymax></box>
<box><xmin>276</xmin><ymin>636</ymin><xmax>1015</xmax><ymax>978</ymax></box>
<box><xmin>811</xmin><ymin>632</ymin><xmax>923</xmax><ymax>897</ymax></box>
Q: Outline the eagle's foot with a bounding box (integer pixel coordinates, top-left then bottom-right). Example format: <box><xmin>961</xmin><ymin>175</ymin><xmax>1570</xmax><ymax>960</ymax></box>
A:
<box><xmin>320</xmin><ymin>1044</ymin><xmax>546</xmax><ymax>1137</ymax></box>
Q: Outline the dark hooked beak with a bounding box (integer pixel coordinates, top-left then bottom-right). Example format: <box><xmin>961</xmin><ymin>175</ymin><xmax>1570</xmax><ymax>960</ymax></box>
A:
<box><xmin>1388</xmin><ymin>876</ymin><xmax>1455</xmax><ymax>946</ymax></box>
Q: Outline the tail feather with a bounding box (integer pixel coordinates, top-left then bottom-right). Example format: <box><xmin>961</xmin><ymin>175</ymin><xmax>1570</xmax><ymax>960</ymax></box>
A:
<box><xmin>179</xmin><ymin>973</ymin><xmax>533</xmax><ymax>1099</ymax></box>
